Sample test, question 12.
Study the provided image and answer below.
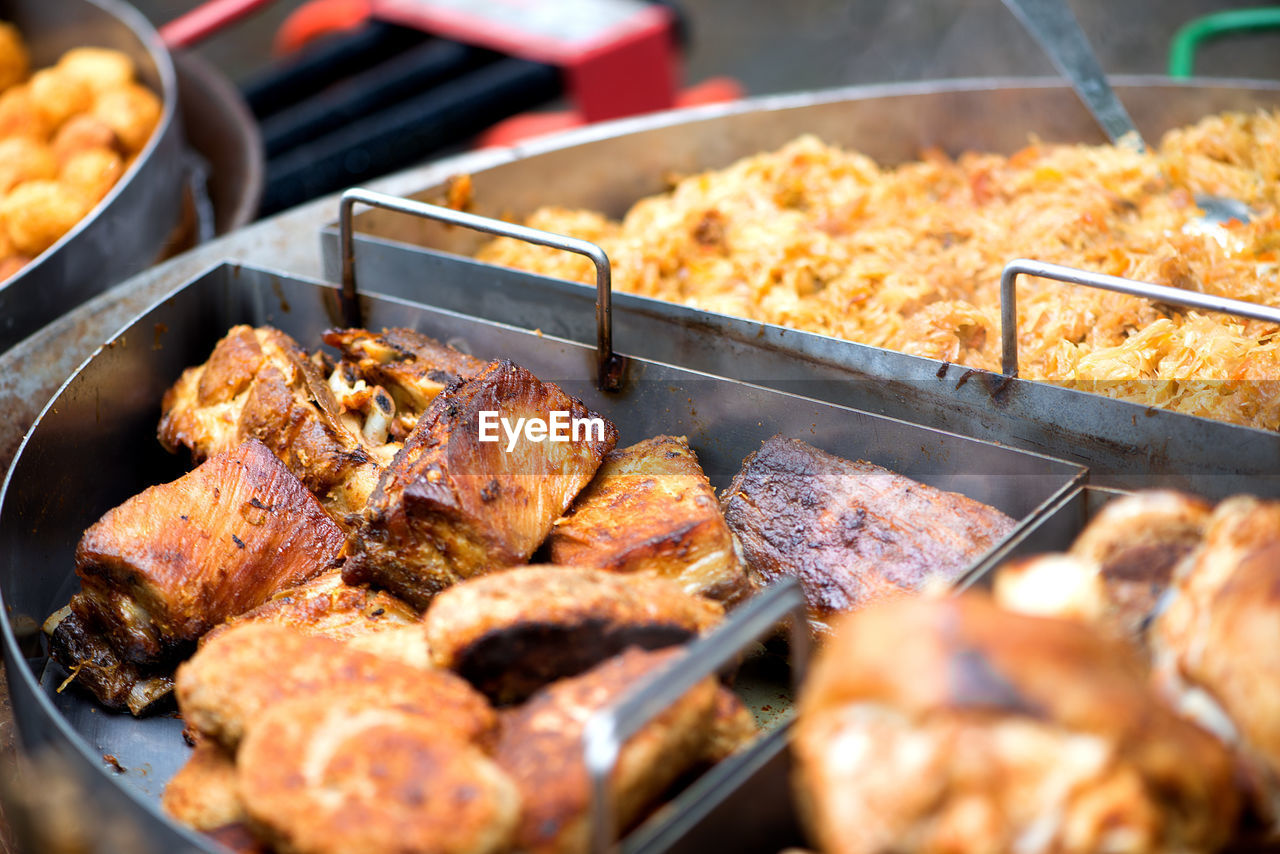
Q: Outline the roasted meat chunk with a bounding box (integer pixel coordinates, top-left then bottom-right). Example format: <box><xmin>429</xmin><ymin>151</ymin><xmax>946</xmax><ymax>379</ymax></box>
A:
<box><xmin>162</xmin><ymin>736</ymin><xmax>245</xmax><ymax>832</ymax></box>
<box><xmin>237</xmin><ymin>690</ymin><xmax>519</xmax><ymax>854</ymax></box>
<box><xmin>324</xmin><ymin>326</ymin><xmax>486</xmax><ymax>420</ymax></box>
<box><xmin>548</xmin><ymin>436</ymin><xmax>750</xmax><ymax>604</ymax></box>
<box><xmin>201</xmin><ymin>567</ymin><xmax>417</xmax><ymax>648</ymax></box>
<box><xmin>494</xmin><ymin>647</ymin><xmax>729</xmax><ymax>854</ymax></box>
<box><xmin>424</xmin><ymin>565</ymin><xmax>723</xmax><ymax>704</ymax></box>
<box><xmin>794</xmin><ymin>594</ymin><xmax>1240</xmax><ymax>854</ymax></box>
<box><xmin>158</xmin><ymin>325</ymin><xmax>387</xmax><ymax>522</ymax></box>
<box><xmin>49</xmin><ymin>440</ymin><xmax>344</xmax><ymax>711</ymax></box>
<box><xmin>1152</xmin><ymin>496</ymin><xmax>1280</xmax><ymax>827</ymax></box>
<box><xmin>175</xmin><ymin>623</ymin><xmax>490</xmax><ymax>751</ymax></box>
<box><xmin>343</xmin><ymin>360</ymin><xmax>618</xmax><ymax>608</ymax></box>
<box><xmin>721</xmin><ymin>436</ymin><xmax>1015</xmax><ymax>632</ymax></box>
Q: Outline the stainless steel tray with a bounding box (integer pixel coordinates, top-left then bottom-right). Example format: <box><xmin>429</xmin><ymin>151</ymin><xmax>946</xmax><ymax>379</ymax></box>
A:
<box><xmin>319</xmin><ymin>78</ymin><xmax>1280</xmax><ymax>494</ymax></box>
<box><xmin>2</xmin><ymin>0</ymin><xmax>186</xmax><ymax>354</ymax></box>
<box><xmin>0</xmin><ymin>261</ymin><xmax>1083</xmax><ymax>853</ymax></box>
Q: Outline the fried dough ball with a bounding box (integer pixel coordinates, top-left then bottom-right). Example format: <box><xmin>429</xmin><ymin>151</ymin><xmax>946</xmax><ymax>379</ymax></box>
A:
<box><xmin>0</xmin><ymin>180</ymin><xmax>91</xmax><ymax>255</ymax></box>
<box><xmin>0</xmin><ymin>85</ymin><xmax>50</xmax><ymax>139</ymax></box>
<box><xmin>55</xmin><ymin>46</ymin><xmax>133</xmax><ymax>95</ymax></box>
<box><xmin>0</xmin><ymin>137</ymin><xmax>56</xmax><ymax>193</ymax></box>
<box><xmin>60</xmin><ymin>147</ymin><xmax>122</xmax><ymax>203</ymax></box>
<box><xmin>51</xmin><ymin>114</ymin><xmax>118</xmax><ymax>163</ymax></box>
<box><xmin>0</xmin><ymin>255</ymin><xmax>28</xmax><ymax>281</ymax></box>
<box><xmin>92</xmin><ymin>82</ymin><xmax>160</xmax><ymax>153</ymax></box>
<box><xmin>29</xmin><ymin>68</ymin><xmax>93</xmax><ymax>130</ymax></box>
<box><xmin>0</xmin><ymin>22</ymin><xmax>28</xmax><ymax>91</ymax></box>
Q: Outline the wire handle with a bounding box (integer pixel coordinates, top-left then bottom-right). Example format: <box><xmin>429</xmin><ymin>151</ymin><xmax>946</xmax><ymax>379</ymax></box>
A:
<box><xmin>1000</xmin><ymin>258</ymin><xmax>1280</xmax><ymax>377</ymax></box>
<box><xmin>583</xmin><ymin>578</ymin><xmax>811</xmax><ymax>854</ymax></box>
<box><xmin>338</xmin><ymin>188</ymin><xmax>625</xmax><ymax>391</ymax></box>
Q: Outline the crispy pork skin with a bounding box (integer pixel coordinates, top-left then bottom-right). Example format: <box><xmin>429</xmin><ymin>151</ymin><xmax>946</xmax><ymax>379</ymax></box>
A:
<box><xmin>158</xmin><ymin>325</ymin><xmax>386</xmax><ymax>522</ymax></box>
<box><xmin>343</xmin><ymin>360</ymin><xmax>617</xmax><ymax>609</ymax></box>
<box><xmin>1152</xmin><ymin>496</ymin><xmax>1280</xmax><ymax>826</ymax></box>
<box><xmin>323</xmin><ymin>327</ymin><xmax>486</xmax><ymax>418</ymax></box>
<box><xmin>58</xmin><ymin>439</ymin><xmax>343</xmax><ymax>680</ymax></box>
<box><xmin>548</xmin><ymin>436</ymin><xmax>751</xmax><ymax>604</ymax></box>
<box><xmin>794</xmin><ymin>594</ymin><xmax>1240</xmax><ymax>854</ymax></box>
<box><xmin>1068</xmin><ymin>490</ymin><xmax>1211</xmax><ymax>638</ymax></box>
<box><xmin>237</xmin><ymin>690</ymin><xmax>519</xmax><ymax>854</ymax></box>
<box><xmin>721</xmin><ymin>436</ymin><xmax>1015</xmax><ymax>632</ymax></box>
<box><xmin>175</xmin><ymin>623</ymin><xmax>491</xmax><ymax>752</ymax></box>
<box><xmin>424</xmin><ymin>566</ymin><xmax>722</xmax><ymax>704</ymax></box>
<box><xmin>494</xmin><ymin>647</ymin><xmax>725</xmax><ymax>854</ymax></box>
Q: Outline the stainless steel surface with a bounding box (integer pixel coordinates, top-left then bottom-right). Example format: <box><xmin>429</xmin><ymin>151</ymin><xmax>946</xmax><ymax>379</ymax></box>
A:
<box><xmin>0</xmin><ymin>261</ymin><xmax>1081</xmax><ymax>853</ymax></box>
<box><xmin>1</xmin><ymin>0</ymin><xmax>185</xmax><ymax>354</ymax></box>
<box><xmin>320</xmin><ymin>79</ymin><xmax>1280</xmax><ymax>494</ymax></box>
<box><xmin>339</xmin><ymin>188</ymin><xmax>623</xmax><ymax>391</ymax></box>
<box><xmin>999</xmin><ymin>259</ymin><xmax>1280</xmax><ymax>377</ymax></box>
<box><xmin>1000</xmin><ymin>0</ymin><xmax>1252</xmax><ymax>224</ymax></box>
<box><xmin>999</xmin><ymin>0</ymin><xmax>1140</xmax><ymax>147</ymax></box>
<box><xmin>586</xmin><ymin>579</ymin><xmax>809</xmax><ymax>854</ymax></box>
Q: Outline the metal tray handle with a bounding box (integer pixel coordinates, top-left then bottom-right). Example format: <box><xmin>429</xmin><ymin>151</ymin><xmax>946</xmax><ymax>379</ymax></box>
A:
<box><xmin>1000</xmin><ymin>258</ymin><xmax>1280</xmax><ymax>377</ymax></box>
<box><xmin>338</xmin><ymin>187</ymin><xmax>625</xmax><ymax>390</ymax></box>
<box><xmin>583</xmin><ymin>578</ymin><xmax>811</xmax><ymax>854</ymax></box>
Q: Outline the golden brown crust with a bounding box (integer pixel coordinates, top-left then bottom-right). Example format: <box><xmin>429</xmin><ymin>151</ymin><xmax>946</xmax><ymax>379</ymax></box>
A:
<box><xmin>795</xmin><ymin>594</ymin><xmax>1240</xmax><ymax>854</ymax></box>
<box><xmin>238</xmin><ymin>691</ymin><xmax>519</xmax><ymax>854</ymax></box>
<box><xmin>68</xmin><ymin>439</ymin><xmax>343</xmax><ymax>666</ymax></box>
<box><xmin>493</xmin><ymin>647</ymin><xmax>720</xmax><ymax>854</ymax></box>
<box><xmin>549</xmin><ymin>436</ymin><xmax>751</xmax><ymax>604</ymax></box>
<box><xmin>424</xmin><ymin>565</ymin><xmax>723</xmax><ymax>704</ymax></box>
<box><xmin>175</xmin><ymin>623</ymin><xmax>491</xmax><ymax>752</ymax></box>
<box><xmin>162</xmin><ymin>737</ymin><xmax>244</xmax><ymax>831</ymax></box>
<box><xmin>323</xmin><ymin>327</ymin><xmax>486</xmax><ymax>415</ymax></box>
<box><xmin>343</xmin><ymin>360</ymin><xmax>617</xmax><ymax>608</ymax></box>
<box><xmin>721</xmin><ymin>436</ymin><xmax>1015</xmax><ymax>632</ymax></box>
<box><xmin>158</xmin><ymin>325</ymin><xmax>385</xmax><ymax>523</ymax></box>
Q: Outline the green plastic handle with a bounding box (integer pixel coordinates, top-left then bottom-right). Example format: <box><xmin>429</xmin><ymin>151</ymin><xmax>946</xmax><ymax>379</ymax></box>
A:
<box><xmin>1168</xmin><ymin>7</ymin><xmax>1280</xmax><ymax>78</ymax></box>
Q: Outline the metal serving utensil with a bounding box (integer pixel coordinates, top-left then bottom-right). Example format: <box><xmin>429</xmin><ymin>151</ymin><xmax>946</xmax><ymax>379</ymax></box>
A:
<box><xmin>1001</xmin><ymin>0</ymin><xmax>1254</xmax><ymax>225</ymax></box>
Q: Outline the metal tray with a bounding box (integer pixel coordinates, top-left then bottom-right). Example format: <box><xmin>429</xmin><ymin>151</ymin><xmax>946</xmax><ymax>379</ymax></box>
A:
<box><xmin>0</xmin><ymin>261</ymin><xmax>1083</xmax><ymax>852</ymax></box>
<box><xmin>2</xmin><ymin>0</ymin><xmax>186</xmax><ymax>354</ymax></box>
<box><xmin>319</xmin><ymin>78</ymin><xmax>1280</xmax><ymax>494</ymax></box>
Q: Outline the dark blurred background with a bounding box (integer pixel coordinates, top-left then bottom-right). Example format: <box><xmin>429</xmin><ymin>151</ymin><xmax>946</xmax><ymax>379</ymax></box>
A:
<box><xmin>138</xmin><ymin>0</ymin><xmax>1280</xmax><ymax>91</ymax></box>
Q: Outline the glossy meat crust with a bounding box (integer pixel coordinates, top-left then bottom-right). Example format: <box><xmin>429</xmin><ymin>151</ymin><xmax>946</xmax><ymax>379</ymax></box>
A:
<box><xmin>343</xmin><ymin>360</ymin><xmax>617</xmax><ymax>609</ymax></box>
<box><xmin>62</xmin><ymin>439</ymin><xmax>343</xmax><ymax>672</ymax></box>
<box><xmin>794</xmin><ymin>594</ymin><xmax>1240</xmax><ymax>854</ymax></box>
<box><xmin>158</xmin><ymin>325</ymin><xmax>385</xmax><ymax>523</ymax></box>
<box><xmin>237</xmin><ymin>691</ymin><xmax>519</xmax><ymax>854</ymax></box>
<box><xmin>548</xmin><ymin>436</ymin><xmax>751</xmax><ymax>604</ymax></box>
<box><xmin>323</xmin><ymin>327</ymin><xmax>486</xmax><ymax>417</ymax></box>
<box><xmin>175</xmin><ymin>623</ymin><xmax>491</xmax><ymax>752</ymax></box>
<box><xmin>493</xmin><ymin>647</ymin><xmax>723</xmax><ymax>854</ymax></box>
<box><xmin>424</xmin><ymin>565</ymin><xmax>723</xmax><ymax>704</ymax></box>
<box><xmin>1152</xmin><ymin>496</ymin><xmax>1280</xmax><ymax>825</ymax></box>
<box><xmin>721</xmin><ymin>435</ymin><xmax>1015</xmax><ymax>632</ymax></box>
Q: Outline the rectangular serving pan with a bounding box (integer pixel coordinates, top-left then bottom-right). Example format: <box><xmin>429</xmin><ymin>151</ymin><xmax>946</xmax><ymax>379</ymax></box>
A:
<box><xmin>0</xmin><ymin>261</ymin><xmax>1082</xmax><ymax>853</ymax></box>
<box><xmin>320</xmin><ymin>77</ymin><xmax>1280</xmax><ymax>495</ymax></box>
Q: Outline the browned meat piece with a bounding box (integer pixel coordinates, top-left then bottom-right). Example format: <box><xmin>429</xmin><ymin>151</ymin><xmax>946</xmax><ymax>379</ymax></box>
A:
<box><xmin>158</xmin><ymin>325</ymin><xmax>388</xmax><ymax>523</ymax></box>
<box><xmin>548</xmin><ymin>436</ymin><xmax>751</xmax><ymax>604</ymax></box>
<box><xmin>49</xmin><ymin>440</ymin><xmax>344</xmax><ymax>711</ymax></box>
<box><xmin>162</xmin><ymin>736</ymin><xmax>244</xmax><ymax>831</ymax></box>
<box><xmin>424</xmin><ymin>566</ymin><xmax>722</xmax><ymax>704</ymax></box>
<box><xmin>794</xmin><ymin>594</ymin><xmax>1240</xmax><ymax>854</ymax></box>
<box><xmin>201</xmin><ymin>568</ymin><xmax>418</xmax><ymax>648</ymax></box>
<box><xmin>43</xmin><ymin>605</ymin><xmax>173</xmax><ymax>715</ymax></box>
<box><xmin>343</xmin><ymin>360</ymin><xmax>618</xmax><ymax>609</ymax></box>
<box><xmin>721</xmin><ymin>436</ymin><xmax>1016</xmax><ymax>633</ymax></box>
<box><xmin>494</xmin><ymin>647</ymin><xmax>723</xmax><ymax>854</ymax></box>
<box><xmin>1068</xmin><ymin>490</ymin><xmax>1211</xmax><ymax>637</ymax></box>
<box><xmin>175</xmin><ymin>623</ymin><xmax>490</xmax><ymax>752</ymax></box>
<box><xmin>1152</xmin><ymin>497</ymin><xmax>1280</xmax><ymax>828</ymax></box>
<box><xmin>237</xmin><ymin>690</ymin><xmax>519</xmax><ymax>854</ymax></box>
<box><xmin>323</xmin><ymin>327</ymin><xmax>486</xmax><ymax>427</ymax></box>
<box><xmin>702</xmin><ymin>686</ymin><xmax>758</xmax><ymax>763</ymax></box>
